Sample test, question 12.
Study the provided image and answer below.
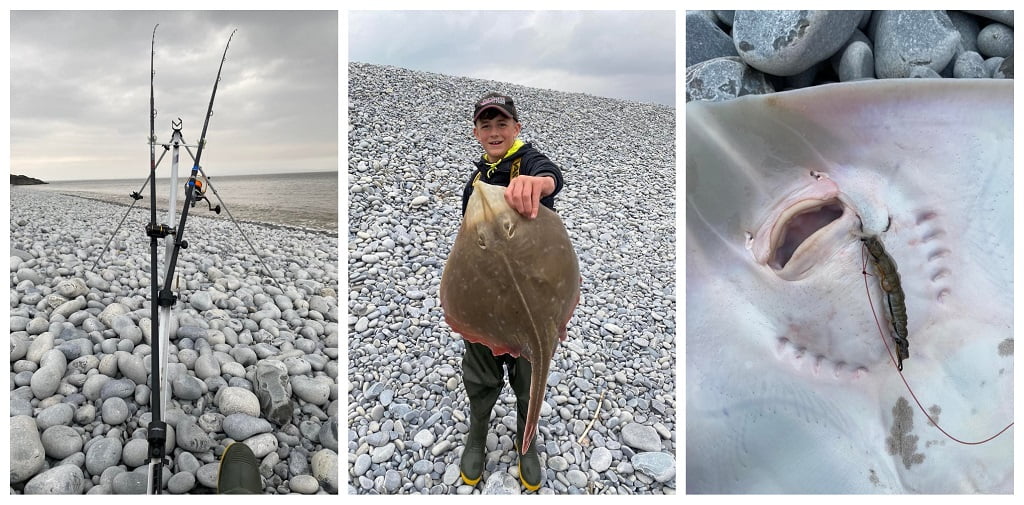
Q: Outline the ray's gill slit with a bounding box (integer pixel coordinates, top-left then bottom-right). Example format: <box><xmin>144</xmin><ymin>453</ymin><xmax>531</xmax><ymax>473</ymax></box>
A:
<box><xmin>858</xmin><ymin>235</ymin><xmax>1013</xmax><ymax>445</ymax></box>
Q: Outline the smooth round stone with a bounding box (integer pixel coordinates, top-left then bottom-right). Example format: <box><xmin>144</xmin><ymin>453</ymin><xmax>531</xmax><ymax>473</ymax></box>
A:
<box><xmin>686</xmin><ymin>57</ymin><xmax>773</xmax><ymax>103</ymax></box>
<box><xmin>176</xmin><ymin>451</ymin><xmax>202</xmax><ymax>474</ymax></box>
<box><xmin>26</xmin><ymin>317</ymin><xmax>50</xmax><ymax>335</ymax></box>
<box><xmin>30</xmin><ymin>364</ymin><xmax>63</xmax><ymax>399</ymax></box>
<box><xmin>311</xmin><ymin>449</ymin><xmax>339</xmax><ymax>493</ymax></box>
<box><xmin>177</xmin><ymin>348</ymin><xmax>199</xmax><ymax>369</ymax></box>
<box><xmin>872</xmin><ymin>10</ymin><xmax>959</xmax><ymax>78</ymax></box>
<box><xmin>243</xmin><ymin>433</ymin><xmax>279</xmax><ymax>458</ymax></box>
<box><xmin>221</xmin><ymin>361</ymin><xmax>246</xmax><ymax>378</ymax></box>
<box><xmin>978</xmin><ymin>23</ymin><xmax>1013</xmax><ymax>57</ymax></box>
<box><xmin>837</xmin><ymin>40</ymin><xmax>874</xmax><ymax>81</ymax></box>
<box><xmin>41</xmin><ymin>425</ymin><xmax>84</xmax><ymax>459</ymax></box>
<box><xmin>216</xmin><ymin>386</ymin><xmax>261</xmax><ymax>417</ymax></box>
<box><xmin>111</xmin><ymin>469</ymin><xmax>148</xmax><ymax>494</ymax></box>
<box><xmin>99</xmin><ymin>378</ymin><xmax>136</xmax><ymax>400</ymax></box>
<box><xmin>414</xmin><ymin>429</ymin><xmax>436</xmax><ymax>447</ymax></box>
<box><xmin>547</xmin><ymin>455</ymin><xmax>569</xmax><ymax>472</ymax></box>
<box><xmin>11</xmin><ymin>415</ymin><xmax>46</xmax><ymax>483</ymax></box>
<box><xmin>197</xmin><ymin>463</ymin><xmax>220</xmax><ymax>488</ymax></box>
<box><xmin>101</xmin><ymin>397</ymin><xmax>130</xmax><ymax>425</ymax></box>
<box><xmin>292</xmin><ymin>376</ymin><xmax>331</xmax><ymax>405</ymax></box>
<box><xmin>168</xmin><ymin>471</ymin><xmax>197</xmax><ymax>494</ymax></box>
<box><xmin>289</xmin><ymin>474</ymin><xmax>320</xmax><ymax>494</ymax></box>
<box><xmin>116</xmin><ymin>353</ymin><xmax>148</xmax><ymax>385</ymax></box>
<box><xmin>36</xmin><ymin>403</ymin><xmax>75</xmax><ymax>431</ymax></box>
<box><xmin>631</xmin><ymin>451</ymin><xmax>676</xmax><ymax>483</ymax></box>
<box><xmin>231</xmin><ymin>347</ymin><xmax>258</xmax><ymax>366</ymax></box>
<box><xmin>24</xmin><ymin>464</ymin><xmax>86</xmax><ymax>494</ymax></box>
<box><xmin>686</xmin><ymin>11</ymin><xmax>738</xmax><ymax>67</ymax></box>
<box><xmin>953</xmin><ymin>51</ymin><xmax>987</xmax><ymax>78</ymax></box>
<box><xmin>122</xmin><ymin>438</ymin><xmax>150</xmax><ymax>468</ymax></box>
<box><xmin>566</xmin><ymin>469</ymin><xmax>588</xmax><ymax>488</ymax></box>
<box><xmin>411</xmin><ymin>459</ymin><xmax>433</xmax><ymax>475</ymax></box>
<box><xmin>11</xmin><ymin>315</ymin><xmax>30</xmax><ymax>331</ymax></box>
<box><xmin>172</xmin><ymin>373</ymin><xmax>205</xmax><ymax>401</ymax></box>
<box><xmin>86</xmin><ymin>438</ymin><xmax>124</xmax><ymax>476</ymax></box>
<box><xmin>353</xmin><ymin>453</ymin><xmax>372</xmax><ymax>475</ymax></box>
<box><xmin>383</xmin><ymin>469</ymin><xmax>402</xmax><ymax>493</ymax></box>
<box><xmin>190</xmin><ymin>291</ymin><xmax>213</xmax><ymax>311</ymax></box>
<box><xmin>223</xmin><ymin>413</ymin><xmax>273</xmax><ymax>440</ymax></box>
<box><xmin>194</xmin><ymin>354</ymin><xmax>221</xmax><ymax>380</ymax></box>
<box><xmin>590</xmin><ymin>446</ymin><xmax>613</xmax><ymax>473</ymax></box>
<box><xmin>732</xmin><ymin>10</ymin><xmax>863</xmax><ymax>75</ymax></box>
<box><xmin>371</xmin><ymin>443</ymin><xmax>396</xmax><ymax>463</ymax></box>
<box><xmin>11</xmin><ymin>398</ymin><xmax>33</xmax><ymax>417</ymax></box>
<box><xmin>482</xmin><ymin>472</ymin><xmax>519</xmax><ymax>495</ymax></box>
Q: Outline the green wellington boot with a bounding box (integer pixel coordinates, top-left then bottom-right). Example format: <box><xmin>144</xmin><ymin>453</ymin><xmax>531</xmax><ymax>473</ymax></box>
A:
<box><xmin>217</xmin><ymin>442</ymin><xmax>263</xmax><ymax>494</ymax></box>
<box><xmin>516</xmin><ymin>420</ymin><xmax>543</xmax><ymax>491</ymax></box>
<box><xmin>460</xmin><ymin>417</ymin><xmax>489</xmax><ymax>485</ymax></box>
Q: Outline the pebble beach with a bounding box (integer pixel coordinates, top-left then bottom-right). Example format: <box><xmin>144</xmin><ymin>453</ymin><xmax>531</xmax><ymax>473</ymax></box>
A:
<box><xmin>9</xmin><ymin>187</ymin><xmax>339</xmax><ymax>494</ymax></box>
<box><xmin>348</xmin><ymin>63</ymin><xmax>676</xmax><ymax>494</ymax></box>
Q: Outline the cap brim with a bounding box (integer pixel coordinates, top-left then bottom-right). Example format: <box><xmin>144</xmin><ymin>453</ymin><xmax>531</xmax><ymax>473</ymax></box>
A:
<box><xmin>473</xmin><ymin>104</ymin><xmax>515</xmax><ymax>121</ymax></box>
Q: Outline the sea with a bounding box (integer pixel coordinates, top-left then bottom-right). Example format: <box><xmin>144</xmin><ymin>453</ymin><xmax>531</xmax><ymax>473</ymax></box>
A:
<box><xmin>23</xmin><ymin>171</ymin><xmax>338</xmax><ymax>234</ymax></box>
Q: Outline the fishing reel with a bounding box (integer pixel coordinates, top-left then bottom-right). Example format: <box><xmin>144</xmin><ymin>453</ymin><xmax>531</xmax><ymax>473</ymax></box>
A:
<box><xmin>185</xmin><ymin>173</ymin><xmax>221</xmax><ymax>214</ymax></box>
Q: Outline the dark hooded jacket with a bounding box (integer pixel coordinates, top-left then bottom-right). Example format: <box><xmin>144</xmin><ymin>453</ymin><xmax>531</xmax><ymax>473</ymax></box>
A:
<box><xmin>460</xmin><ymin>140</ymin><xmax>564</xmax><ymax>216</ymax></box>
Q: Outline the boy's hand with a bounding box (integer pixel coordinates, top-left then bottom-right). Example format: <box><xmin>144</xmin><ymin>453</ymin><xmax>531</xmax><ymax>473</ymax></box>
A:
<box><xmin>505</xmin><ymin>175</ymin><xmax>555</xmax><ymax>219</ymax></box>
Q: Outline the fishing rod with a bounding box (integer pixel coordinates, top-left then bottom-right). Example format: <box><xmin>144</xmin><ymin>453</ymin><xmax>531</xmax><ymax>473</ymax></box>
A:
<box><xmin>144</xmin><ymin>25</ymin><xmax>237</xmax><ymax>495</ymax></box>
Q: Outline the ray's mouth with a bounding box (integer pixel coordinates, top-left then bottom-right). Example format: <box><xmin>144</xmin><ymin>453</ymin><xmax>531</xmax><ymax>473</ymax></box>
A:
<box><xmin>771</xmin><ymin>199</ymin><xmax>845</xmax><ymax>270</ymax></box>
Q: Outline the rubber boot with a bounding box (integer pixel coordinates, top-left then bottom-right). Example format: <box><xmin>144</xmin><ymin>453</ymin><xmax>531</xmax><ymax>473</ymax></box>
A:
<box><xmin>217</xmin><ymin>442</ymin><xmax>262</xmax><ymax>494</ymax></box>
<box><xmin>460</xmin><ymin>409</ymin><xmax>490</xmax><ymax>485</ymax></box>
<box><xmin>516</xmin><ymin>412</ymin><xmax>543</xmax><ymax>491</ymax></box>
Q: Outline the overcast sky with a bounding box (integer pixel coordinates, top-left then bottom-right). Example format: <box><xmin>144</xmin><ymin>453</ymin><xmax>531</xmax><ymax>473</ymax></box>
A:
<box><xmin>10</xmin><ymin>10</ymin><xmax>338</xmax><ymax>182</ymax></box>
<box><xmin>349</xmin><ymin>10</ymin><xmax>675</xmax><ymax>106</ymax></box>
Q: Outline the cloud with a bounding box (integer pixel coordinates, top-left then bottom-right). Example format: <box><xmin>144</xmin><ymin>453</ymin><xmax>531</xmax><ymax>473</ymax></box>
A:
<box><xmin>349</xmin><ymin>10</ymin><xmax>675</xmax><ymax>105</ymax></box>
<box><xmin>10</xmin><ymin>10</ymin><xmax>338</xmax><ymax>181</ymax></box>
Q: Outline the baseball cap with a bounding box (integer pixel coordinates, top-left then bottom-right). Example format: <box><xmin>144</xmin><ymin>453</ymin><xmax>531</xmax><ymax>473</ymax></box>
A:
<box><xmin>473</xmin><ymin>93</ymin><xmax>518</xmax><ymax>122</ymax></box>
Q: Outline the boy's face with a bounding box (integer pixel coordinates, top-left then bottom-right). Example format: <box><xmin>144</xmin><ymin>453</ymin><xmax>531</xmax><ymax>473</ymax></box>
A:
<box><xmin>473</xmin><ymin>113</ymin><xmax>522</xmax><ymax>162</ymax></box>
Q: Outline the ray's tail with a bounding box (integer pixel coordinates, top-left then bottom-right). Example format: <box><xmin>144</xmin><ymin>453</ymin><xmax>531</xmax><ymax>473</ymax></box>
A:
<box><xmin>521</xmin><ymin>353</ymin><xmax>549</xmax><ymax>454</ymax></box>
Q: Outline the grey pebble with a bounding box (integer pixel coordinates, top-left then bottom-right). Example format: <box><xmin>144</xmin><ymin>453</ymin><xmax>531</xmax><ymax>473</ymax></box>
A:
<box><xmin>838</xmin><ymin>40</ymin><xmax>875</xmax><ymax>81</ymax></box>
<box><xmin>631</xmin><ymin>451</ymin><xmax>676</xmax><ymax>483</ymax></box>
<box><xmin>36</xmin><ymin>403</ymin><xmax>75</xmax><ymax>431</ymax></box>
<box><xmin>122</xmin><ymin>438</ymin><xmax>150</xmax><ymax>468</ymax></box>
<box><xmin>11</xmin><ymin>415</ymin><xmax>46</xmax><ymax>483</ymax></box>
<box><xmin>216</xmin><ymin>386</ymin><xmax>261</xmax><ymax>417</ymax></box>
<box><xmin>590</xmin><ymin>446</ymin><xmax>612</xmax><ymax>473</ymax></box>
<box><xmin>686</xmin><ymin>11</ymin><xmax>738</xmax><ymax>67</ymax></box>
<box><xmin>311</xmin><ymin>449</ymin><xmax>339</xmax><ymax>493</ymax></box>
<box><xmin>686</xmin><ymin>57</ymin><xmax>774</xmax><ymax>103</ymax></box>
<box><xmin>733</xmin><ymin>10</ymin><xmax>863</xmax><ymax>76</ymax></box>
<box><xmin>111</xmin><ymin>469</ymin><xmax>148</xmax><ymax>494</ymax></box>
<box><xmin>547</xmin><ymin>455</ymin><xmax>569</xmax><ymax>472</ymax></box>
<box><xmin>621</xmin><ymin>423</ymin><xmax>663</xmax><ymax>452</ymax></box>
<box><xmin>483</xmin><ymin>472</ymin><xmax>520</xmax><ymax>495</ymax></box>
<box><xmin>168</xmin><ymin>471</ymin><xmax>197</xmax><ymax>494</ymax></box>
<box><xmin>24</xmin><ymin>465</ymin><xmax>86</xmax><ymax>494</ymax></box>
<box><xmin>963</xmin><ymin>10</ymin><xmax>1014</xmax><ymax>27</ymax></box>
<box><xmin>290</xmin><ymin>474</ymin><xmax>320</xmax><ymax>494</ymax></box>
<box><xmin>953</xmin><ymin>51</ymin><xmax>987</xmax><ymax>78</ymax></box>
<box><xmin>40</xmin><ymin>425</ymin><xmax>84</xmax><ymax>459</ymax></box>
<box><xmin>223</xmin><ymin>413</ymin><xmax>273</xmax><ymax>440</ymax></box>
<box><xmin>100</xmin><ymin>397</ymin><xmax>130</xmax><ymax>425</ymax></box>
<box><xmin>871</xmin><ymin>10</ymin><xmax>959</xmax><ymax>78</ymax></box>
<box><xmin>353</xmin><ymin>453</ymin><xmax>372</xmax><ymax>475</ymax></box>
<box><xmin>371</xmin><ymin>443</ymin><xmax>396</xmax><ymax>463</ymax></box>
<box><xmin>977</xmin><ymin>23</ymin><xmax>1014</xmax><ymax>58</ymax></box>
<box><xmin>86</xmin><ymin>437</ymin><xmax>123</xmax><ymax>476</ymax></box>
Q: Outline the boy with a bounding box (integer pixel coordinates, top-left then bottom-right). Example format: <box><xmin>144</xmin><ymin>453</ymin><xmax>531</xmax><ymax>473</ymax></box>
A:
<box><xmin>457</xmin><ymin>92</ymin><xmax>564</xmax><ymax>491</ymax></box>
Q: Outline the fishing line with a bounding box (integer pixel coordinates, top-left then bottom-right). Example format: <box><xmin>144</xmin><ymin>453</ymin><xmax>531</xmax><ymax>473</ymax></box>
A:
<box><xmin>860</xmin><ymin>241</ymin><xmax>1013</xmax><ymax>445</ymax></box>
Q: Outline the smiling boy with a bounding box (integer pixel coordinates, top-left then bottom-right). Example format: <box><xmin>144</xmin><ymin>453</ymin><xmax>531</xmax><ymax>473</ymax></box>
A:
<box><xmin>457</xmin><ymin>92</ymin><xmax>564</xmax><ymax>491</ymax></box>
